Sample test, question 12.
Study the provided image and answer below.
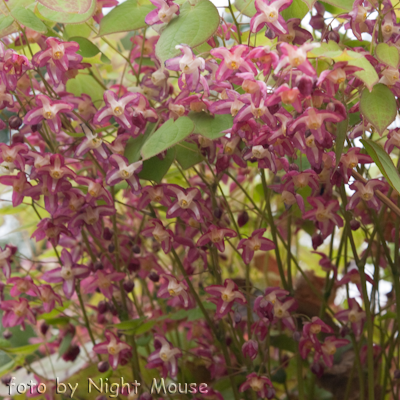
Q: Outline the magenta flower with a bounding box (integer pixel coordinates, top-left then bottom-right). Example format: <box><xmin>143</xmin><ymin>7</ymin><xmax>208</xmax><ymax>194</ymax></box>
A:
<box><xmin>344</xmin><ymin>0</ymin><xmax>371</xmax><ymax>40</ymax></box>
<box><xmin>157</xmin><ymin>274</ymin><xmax>194</xmax><ymax>309</ymax></box>
<box><xmin>42</xmin><ymin>249</ymin><xmax>90</xmax><ymax>299</ymax></box>
<box><xmin>210</xmin><ymin>45</ymin><xmax>257</xmax><ymax>81</ymax></box>
<box><xmin>275</xmin><ymin>43</ymin><xmax>319</xmax><ymax>76</ymax></box>
<box><xmin>0</xmin><ymin>245</ymin><xmax>17</xmax><ymax>279</ymax></box>
<box><xmin>31</xmin><ymin>216</ymin><xmax>71</xmax><ymax>247</ymax></box>
<box><xmin>66</xmin><ymin>94</ymin><xmax>97</xmax><ymax>121</ymax></box>
<box><xmin>303</xmin><ymin>197</ymin><xmax>343</xmax><ymax>239</ymax></box>
<box><xmin>141</xmin><ymin>219</ymin><xmax>174</xmax><ymax>254</ymax></box>
<box><xmin>75</xmin><ymin>125</ymin><xmax>109</xmax><ymax>161</ymax></box>
<box><xmin>75</xmin><ymin>176</ymin><xmax>113</xmax><ymax>205</ymax></box>
<box><xmin>93</xmin><ymin>330</ymin><xmax>132</xmax><ymax>370</ymax></box>
<box><xmin>165</xmin><ymin>45</ymin><xmax>207</xmax><ymax>93</ymax></box>
<box><xmin>237</xmin><ymin>228</ymin><xmax>275</xmax><ymax>264</ymax></box>
<box><xmin>93</xmin><ymin>90</ymin><xmax>139</xmax><ymax>129</ymax></box>
<box><xmin>239</xmin><ymin>373</ymin><xmax>273</xmax><ymax>398</ymax></box>
<box><xmin>1</xmin><ymin>49</ymin><xmax>32</xmax><ymax>90</ymax></box>
<box><xmin>272</xmin><ymin>297</ymin><xmax>297</xmax><ymax>330</ymax></box>
<box><xmin>69</xmin><ymin>205</ymin><xmax>115</xmax><ymax>237</ymax></box>
<box><xmin>138</xmin><ymin>184</ymin><xmax>172</xmax><ymax>209</ymax></box>
<box><xmin>146</xmin><ymin>335</ymin><xmax>182</xmax><ymax>378</ymax></box>
<box><xmin>267</xmin><ymin>84</ymin><xmax>302</xmax><ymax>113</ymax></box>
<box><xmin>335</xmin><ymin>298</ymin><xmax>366</xmax><ymax>337</ymax></box>
<box><xmin>254</xmin><ymin>287</ymin><xmax>289</xmax><ymax>320</ymax></box>
<box><xmin>346</xmin><ymin>180</ymin><xmax>386</xmax><ymax>211</ymax></box>
<box><xmin>338</xmin><ymin>268</ymin><xmax>374</xmax><ymax>295</ymax></box>
<box><xmin>165</xmin><ymin>185</ymin><xmax>203</xmax><ymax>221</ymax></box>
<box><xmin>7</xmin><ymin>277</ymin><xmax>39</xmax><ymax>297</ymax></box>
<box><xmin>0</xmin><ymin>172</ymin><xmax>31</xmax><ymax>206</ymax></box>
<box><xmin>145</xmin><ymin>0</ymin><xmax>179</xmax><ymax>25</ymax></box>
<box><xmin>105</xmin><ymin>154</ymin><xmax>143</xmax><ymax>194</ymax></box>
<box><xmin>250</xmin><ymin>0</ymin><xmax>292</xmax><ymax>34</ymax></box>
<box><xmin>24</xmin><ymin>94</ymin><xmax>74</xmax><ymax>133</ymax></box>
<box><xmin>311</xmin><ymin>251</ymin><xmax>337</xmax><ymax>276</ymax></box>
<box><xmin>38</xmin><ymin>285</ymin><xmax>63</xmax><ymax>313</ymax></box>
<box><xmin>242</xmin><ymin>340</ymin><xmax>259</xmax><ymax>360</ymax></box>
<box><xmin>204</xmin><ymin>279</ymin><xmax>246</xmax><ymax>318</ymax></box>
<box><xmin>279</xmin><ymin>18</ymin><xmax>313</xmax><ymax>45</ymax></box>
<box><xmin>32</xmin><ymin>38</ymin><xmax>82</xmax><ymax>83</ymax></box>
<box><xmin>316</xmin><ymin>336</ymin><xmax>350</xmax><ymax>367</ymax></box>
<box><xmin>196</xmin><ymin>224</ymin><xmax>237</xmax><ymax>252</ymax></box>
<box><xmin>82</xmin><ymin>270</ymin><xmax>125</xmax><ymax>299</ymax></box>
<box><xmin>385</xmin><ymin>129</ymin><xmax>400</xmax><ymax>154</ymax></box>
<box><xmin>0</xmin><ymin>82</ymin><xmax>13</xmax><ymax>109</ymax></box>
<box><xmin>303</xmin><ymin>317</ymin><xmax>333</xmax><ymax>343</ymax></box>
<box><xmin>340</xmin><ymin>147</ymin><xmax>372</xmax><ymax>182</ymax></box>
<box><xmin>93</xmin><ymin>0</ymin><xmax>119</xmax><ymax>23</ymax></box>
<box><xmin>0</xmin><ymin>298</ymin><xmax>36</xmax><ymax>330</ymax></box>
<box><xmin>243</xmin><ymin>145</ymin><xmax>277</xmax><ymax>172</ymax></box>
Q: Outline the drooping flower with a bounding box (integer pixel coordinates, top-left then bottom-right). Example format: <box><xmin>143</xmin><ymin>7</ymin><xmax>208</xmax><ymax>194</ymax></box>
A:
<box><xmin>93</xmin><ymin>330</ymin><xmax>132</xmax><ymax>370</ymax></box>
<box><xmin>204</xmin><ymin>279</ymin><xmax>247</xmax><ymax>318</ymax></box>
<box><xmin>250</xmin><ymin>0</ymin><xmax>292</xmax><ymax>34</ymax></box>
<box><xmin>37</xmin><ymin>285</ymin><xmax>63</xmax><ymax>313</ymax></box>
<box><xmin>82</xmin><ymin>270</ymin><xmax>126</xmax><ymax>299</ymax></box>
<box><xmin>165</xmin><ymin>185</ymin><xmax>203</xmax><ymax>221</ymax></box>
<box><xmin>196</xmin><ymin>224</ymin><xmax>237</xmax><ymax>252</ymax></box>
<box><xmin>239</xmin><ymin>373</ymin><xmax>273</xmax><ymax>398</ymax></box>
<box><xmin>75</xmin><ymin>125</ymin><xmax>109</xmax><ymax>160</ymax></box>
<box><xmin>346</xmin><ymin>180</ymin><xmax>386</xmax><ymax>211</ymax></box>
<box><xmin>142</xmin><ymin>219</ymin><xmax>174</xmax><ymax>254</ymax></box>
<box><xmin>0</xmin><ymin>298</ymin><xmax>36</xmax><ymax>330</ymax></box>
<box><xmin>157</xmin><ymin>274</ymin><xmax>194</xmax><ymax>309</ymax></box>
<box><xmin>335</xmin><ymin>298</ymin><xmax>366</xmax><ymax>337</ymax></box>
<box><xmin>315</xmin><ymin>336</ymin><xmax>350</xmax><ymax>367</ymax></box>
<box><xmin>0</xmin><ymin>245</ymin><xmax>17</xmax><ymax>279</ymax></box>
<box><xmin>275</xmin><ymin>43</ymin><xmax>319</xmax><ymax>76</ymax></box>
<box><xmin>237</xmin><ymin>228</ymin><xmax>276</xmax><ymax>264</ymax></box>
<box><xmin>0</xmin><ymin>172</ymin><xmax>32</xmax><ymax>207</ymax></box>
<box><xmin>145</xmin><ymin>0</ymin><xmax>179</xmax><ymax>25</ymax></box>
<box><xmin>242</xmin><ymin>340</ymin><xmax>259</xmax><ymax>360</ymax></box>
<box><xmin>146</xmin><ymin>335</ymin><xmax>182</xmax><ymax>378</ymax></box>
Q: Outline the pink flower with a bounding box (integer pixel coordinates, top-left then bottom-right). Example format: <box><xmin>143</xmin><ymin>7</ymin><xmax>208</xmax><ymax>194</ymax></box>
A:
<box><xmin>24</xmin><ymin>94</ymin><xmax>74</xmax><ymax>133</ymax></box>
<box><xmin>145</xmin><ymin>0</ymin><xmax>179</xmax><ymax>25</ymax></box>
<box><xmin>303</xmin><ymin>317</ymin><xmax>333</xmax><ymax>343</ymax></box>
<box><xmin>340</xmin><ymin>147</ymin><xmax>372</xmax><ymax>182</ymax></box>
<box><xmin>1</xmin><ymin>49</ymin><xmax>32</xmax><ymax>90</ymax></box>
<box><xmin>82</xmin><ymin>270</ymin><xmax>126</xmax><ymax>299</ymax></box>
<box><xmin>38</xmin><ymin>284</ymin><xmax>63</xmax><ymax>313</ymax></box>
<box><xmin>138</xmin><ymin>184</ymin><xmax>172</xmax><ymax>209</ymax></box>
<box><xmin>69</xmin><ymin>205</ymin><xmax>115</xmax><ymax>237</ymax></box>
<box><xmin>142</xmin><ymin>219</ymin><xmax>174</xmax><ymax>254</ymax></box>
<box><xmin>254</xmin><ymin>287</ymin><xmax>289</xmax><ymax>320</ymax></box>
<box><xmin>75</xmin><ymin>125</ymin><xmax>109</xmax><ymax>161</ymax></box>
<box><xmin>315</xmin><ymin>336</ymin><xmax>350</xmax><ymax>367</ymax></box>
<box><xmin>0</xmin><ymin>172</ymin><xmax>31</xmax><ymax>206</ymax></box>
<box><xmin>346</xmin><ymin>180</ymin><xmax>386</xmax><ymax>211</ymax></box>
<box><xmin>338</xmin><ymin>268</ymin><xmax>374</xmax><ymax>294</ymax></box>
<box><xmin>303</xmin><ymin>197</ymin><xmax>343</xmax><ymax>239</ymax></box>
<box><xmin>105</xmin><ymin>154</ymin><xmax>143</xmax><ymax>194</ymax></box>
<box><xmin>7</xmin><ymin>276</ymin><xmax>39</xmax><ymax>297</ymax></box>
<box><xmin>272</xmin><ymin>297</ymin><xmax>297</xmax><ymax>330</ymax></box>
<box><xmin>157</xmin><ymin>274</ymin><xmax>194</xmax><ymax>309</ymax></box>
<box><xmin>93</xmin><ymin>330</ymin><xmax>132</xmax><ymax>370</ymax></box>
<box><xmin>165</xmin><ymin>185</ymin><xmax>203</xmax><ymax>221</ymax></box>
<box><xmin>146</xmin><ymin>335</ymin><xmax>182</xmax><ymax>378</ymax></box>
<box><xmin>93</xmin><ymin>0</ymin><xmax>119</xmax><ymax>23</ymax></box>
<box><xmin>250</xmin><ymin>0</ymin><xmax>292</xmax><ymax>34</ymax></box>
<box><xmin>0</xmin><ymin>143</ymin><xmax>27</xmax><ymax>170</ymax></box>
<box><xmin>41</xmin><ymin>249</ymin><xmax>90</xmax><ymax>299</ymax></box>
<box><xmin>196</xmin><ymin>224</ymin><xmax>237</xmax><ymax>252</ymax></box>
<box><xmin>93</xmin><ymin>90</ymin><xmax>139</xmax><ymax>129</ymax></box>
<box><xmin>204</xmin><ymin>279</ymin><xmax>246</xmax><ymax>318</ymax></box>
<box><xmin>335</xmin><ymin>298</ymin><xmax>366</xmax><ymax>337</ymax></box>
<box><xmin>237</xmin><ymin>228</ymin><xmax>275</xmax><ymax>264</ymax></box>
<box><xmin>31</xmin><ymin>216</ymin><xmax>71</xmax><ymax>247</ymax></box>
<box><xmin>275</xmin><ymin>43</ymin><xmax>319</xmax><ymax>76</ymax></box>
<box><xmin>278</xmin><ymin>18</ymin><xmax>313</xmax><ymax>45</ymax></box>
<box><xmin>0</xmin><ymin>298</ymin><xmax>36</xmax><ymax>330</ymax></box>
<box><xmin>242</xmin><ymin>340</ymin><xmax>259</xmax><ymax>360</ymax></box>
<box><xmin>0</xmin><ymin>245</ymin><xmax>17</xmax><ymax>279</ymax></box>
<box><xmin>239</xmin><ymin>373</ymin><xmax>273</xmax><ymax>398</ymax></box>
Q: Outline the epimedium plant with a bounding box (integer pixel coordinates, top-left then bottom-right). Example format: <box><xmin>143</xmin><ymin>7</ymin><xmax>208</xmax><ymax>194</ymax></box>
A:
<box><xmin>0</xmin><ymin>0</ymin><xmax>400</xmax><ymax>399</ymax></box>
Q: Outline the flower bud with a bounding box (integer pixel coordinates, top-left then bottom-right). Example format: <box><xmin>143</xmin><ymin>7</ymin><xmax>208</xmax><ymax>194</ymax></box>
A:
<box><xmin>213</xmin><ymin>208</ymin><xmax>223</xmax><ymax>219</ymax></box>
<box><xmin>258</xmin><ymin>298</ymin><xmax>274</xmax><ymax>321</ymax></box>
<box><xmin>394</xmin><ymin>369</ymin><xmax>400</xmax><ymax>380</ymax></box>
<box><xmin>149</xmin><ymin>271</ymin><xmax>160</xmax><ymax>282</ymax></box>
<box><xmin>123</xmin><ymin>280</ymin><xmax>135</xmax><ymax>292</ymax></box>
<box><xmin>242</xmin><ymin>340</ymin><xmax>259</xmax><ymax>360</ymax></box>
<box><xmin>12</xmin><ymin>134</ymin><xmax>24</xmax><ymax>144</ymax></box>
<box><xmin>327</xmin><ymin>31</ymin><xmax>340</xmax><ymax>43</ymax></box>
<box><xmin>97</xmin><ymin>361</ymin><xmax>110</xmax><ymax>373</ymax></box>
<box><xmin>266</xmin><ymin>387</ymin><xmax>276</xmax><ymax>400</ymax></box>
<box><xmin>103</xmin><ymin>227</ymin><xmax>113</xmax><ymax>241</ymax></box>
<box><xmin>9</xmin><ymin>115</ymin><xmax>23</xmax><ymax>130</ymax></box>
<box><xmin>237</xmin><ymin>210</ymin><xmax>249</xmax><ymax>227</ymax></box>
<box><xmin>311</xmin><ymin>362</ymin><xmax>324</xmax><ymax>378</ymax></box>
<box><xmin>128</xmin><ymin>260</ymin><xmax>140</xmax><ymax>272</ymax></box>
<box><xmin>40</xmin><ymin>322</ymin><xmax>49</xmax><ymax>336</ymax></box>
<box><xmin>265</xmin><ymin>27</ymin><xmax>276</xmax><ymax>39</ymax></box>
<box><xmin>293</xmin><ymin>331</ymin><xmax>301</xmax><ymax>342</ymax></box>
<box><xmin>132</xmin><ymin>244</ymin><xmax>141</xmax><ymax>254</ymax></box>
<box><xmin>297</xmin><ymin>75</ymin><xmax>314</xmax><ymax>97</ymax></box>
<box><xmin>310</xmin><ymin>14</ymin><xmax>325</xmax><ymax>30</ymax></box>
<box><xmin>62</xmin><ymin>344</ymin><xmax>80</xmax><ymax>362</ymax></box>
<box><xmin>289</xmin><ymin>163</ymin><xmax>299</xmax><ymax>171</ymax></box>
<box><xmin>1</xmin><ymin>375</ymin><xmax>11</xmax><ymax>386</ymax></box>
<box><xmin>234</xmin><ymin>312</ymin><xmax>242</xmax><ymax>324</ymax></box>
<box><xmin>339</xmin><ymin>325</ymin><xmax>350</xmax><ymax>337</ymax></box>
<box><xmin>93</xmin><ymin>261</ymin><xmax>104</xmax><ymax>271</ymax></box>
<box><xmin>2</xmin><ymin>329</ymin><xmax>12</xmax><ymax>340</ymax></box>
<box><xmin>350</xmin><ymin>219</ymin><xmax>360</xmax><ymax>231</ymax></box>
<box><xmin>98</xmin><ymin>300</ymin><xmax>108</xmax><ymax>314</ymax></box>
<box><xmin>312</xmin><ymin>233</ymin><xmax>324</xmax><ymax>250</ymax></box>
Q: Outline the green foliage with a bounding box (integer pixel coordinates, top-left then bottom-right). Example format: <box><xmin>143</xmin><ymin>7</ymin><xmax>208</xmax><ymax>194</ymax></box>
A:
<box><xmin>98</xmin><ymin>0</ymin><xmax>155</xmax><ymax>36</ymax></box>
<box><xmin>11</xmin><ymin>8</ymin><xmax>47</xmax><ymax>33</ymax></box>
<box><xmin>335</xmin><ymin>118</ymin><xmax>348</xmax><ymax>167</ymax></box>
<box><xmin>66</xmin><ymin>73</ymin><xmax>105</xmax><ymax>104</ymax></box>
<box><xmin>69</xmin><ymin>36</ymin><xmax>101</xmax><ymax>57</ymax></box>
<box><xmin>235</xmin><ymin>0</ymin><xmax>308</xmax><ymax>19</ymax></box>
<box><xmin>188</xmin><ymin>112</ymin><xmax>233</xmax><ymax>139</ymax></box>
<box><xmin>139</xmin><ymin>148</ymin><xmax>176</xmax><ymax>182</ymax></box>
<box><xmin>175</xmin><ymin>141</ymin><xmax>203</xmax><ymax>169</ymax></box>
<box><xmin>36</xmin><ymin>1</ymin><xmax>96</xmax><ymax>24</ymax></box>
<box><xmin>360</xmin><ymin>84</ymin><xmax>397</xmax><ymax>134</ymax></box>
<box><xmin>155</xmin><ymin>0</ymin><xmax>220</xmax><ymax>62</ymax></box>
<box><xmin>141</xmin><ymin>117</ymin><xmax>195</xmax><ymax>160</ymax></box>
<box><xmin>375</xmin><ymin>43</ymin><xmax>399</xmax><ymax>68</ymax></box>
<box><xmin>37</xmin><ymin>0</ymin><xmax>93</xmax><ymax>14</ymax></box>
<box><xmin>361</xmin><ymin>139</ymin><xmax>400</xmax><ymax>195</ymax></box>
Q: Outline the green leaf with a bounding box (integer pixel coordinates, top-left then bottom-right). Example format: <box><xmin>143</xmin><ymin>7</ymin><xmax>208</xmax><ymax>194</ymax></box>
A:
<box><xmin>375</xmin><ymin>43</ymin><xmax>399</xmax><ymax>68</ymax></box>
<box><xmin>98</xmin><ymin>0</ymin><xmax>155</xmax><ymax>36</ymax></box>
<box><xmin>321</xmin><ymin>0</ymin><xmax>354</xmax><ymax>11</ymax></box>
<box><xmin>269</xmin><ymin>334</ymin><xmax>296</xmax><ymax>352</ymax></box>
<box><xmin>44</xmin><ymin>316</ymin><xmax>71</xmax><ymax>325</ymax></box>
<box><xmin>37</xmin><ymin>0</ymin><xmax>93</xmax><ymax>14</ymax></box>
<box><xmin>115</xmin><ymin>317</ymin><xmax>146</xmax><ymax>330</ymax></box>
<box><xmin>36</xmin><ymin>0</ymin><xmax>96</xmax><ymax>24</ymax></box>
<box><xmin>64</xmin><ymin>22</ymin><xmax>92</xmax><ymax>38</ymax></box>
<box><xmin>66</xmin><ymin>73</ymin><xmax>104</xmax><ymax>104</ymax></box>
<box><xmin>125</xmin><ymin>124</ymin><xmax>154</xmax><ymax>163</ymax></box>
<box><xmin>0</xmin><ymin>359</ymin><xmax>16</xmax><ymax>377</ymax></box>
<box><xmin>348</xmin><ymin>54</ymin><xmax>379</xmax><ymax>91</ymax></box>
<box><xmin>58</xmin><ymin>333</ymin><xmax>73</xmax><ymax>357</ymax></box>
<box><xmin>360</xmin><ymin>139</ymin><xmax>400</xmax><ymax>194</ymax></box>
<box><xmin>155</xmin><ymin>0</ymin><xmax>219</xmax><ymax>62</ymax></box>
<box><xmin>141</xmin><ymin>117</ymin><xmax>194</xmax><ymax>160</ymax></box>
<box><xmin>360</xmin><ymin>84</ymin><xmax>397</xmax><ymax>135</ymax></box>
<box><xmin>0</xmin><ymin>15</ymin><xmax>15</xmax><ymax>34</ymax></box>
<box><xmin>135</xmin><ymin>320</ymin><xmax>156</xmax><ymax>335</ymax></box>
<box><xmin>69</xmin><ymin>36</ymin><xmax>100</xmax><ymax>57</ymax></box>
<box><xmin>188</xmin><ymin>112</ymin><xmax>232</xmax><ymax>140</ymax></box>
<box><xmin>335</xmin><ymin>118</ymin><xmax>348</xmax><ymax>168</ymax></box>
<box><xmin>11</xmin><ymin>7</ymin><xmax>47</xmax><ymax>32</ymax></box>
<box><xmin>3</xmin><ymin>343</ymin><xmax>40</xmax><ymax>354</ymax></box>
<box><xmin>175</xmin><ymin>141</ymin><xmax>203</xmax><ymax>169</ymax></box>
<box><xmin>235</xmin><ymin>0</ymin><xmax>308</xmax><ymax>19</ymax></box>
<box><xmin>139</xmin><ymin>147</ymin><xmax>176</xmax><ymax>183</ymax></box>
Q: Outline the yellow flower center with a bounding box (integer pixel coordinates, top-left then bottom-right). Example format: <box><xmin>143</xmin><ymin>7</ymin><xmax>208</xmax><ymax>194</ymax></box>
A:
<box><xmin>53</xmin><ymin>51</ymin><xmax>62</xmax><ymax>60</ymax></box>
<box><xmin>114</xmin><ymin>106</ymin><xmax>123</xmax><ymax>116</ymax></box>
<box><xmin>169</xmin><ymin>289</ymin><xmax>176</xmax><ymax>296</ymax></box>
<box><xmin>253</xmin><ymin>244</ymin><xmax>260</xmax><ymax>251</ymax></box>
<box><xmin>44</xmin><ymin>111</ymin><xmax>53</xmax><ymax>119</ymax></box>
<box><xmin>230</xmin><ymin>61</ymin><xmax>238</xmax><ymax>69</ymax></box>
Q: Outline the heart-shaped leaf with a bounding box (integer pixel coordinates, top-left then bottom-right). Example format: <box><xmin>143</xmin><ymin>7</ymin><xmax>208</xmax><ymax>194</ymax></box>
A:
<box><xmin>36</xmin><ymin>0</ymin><xmax>96</xmax><ymax>24</ymax></box>
<box><xmin>375</xmin><ymin>43</ymin><xmax>399</xmax><ymax>68</ymax></box>
<box><xmin>37</xmin><ymin>0</ymin><xmax>93</xmax><ymax>14</ymax></box>
<box><xmin>69</xmin><ymin>36</ymin><xmax>100</xmax><ymax>58</ymax></box>
<box><xmin>98</xmin><ymin>0</ymin><xmax>155</xmax><ymax>36</ymax></box>
<box><xmin>155</xmin><ymin>0</ymin><xmax>220</xmax><ymax>62</ymax></box>
<box><xmin>175</xmin><ymin>141</ymin><xmax>203</xmax><ymax>169</ymax></box>
<box><xmin>0</xmin><ymin>15</ymin><xmax>15</xmax><ymax>37</ymax></box>
<box><xmin>12</xmin><ymin>8</ymin><xmax>47</xmax><ymax>33</ymax></box>
<box><xmin>141</xmin><ymin>117</ymin><xmax>194</xmax><ymax>160</ymax></box>
<box><xmin>188</xmin><ymin>112</ymin><xmax>232</xmax><ymax>139</ymax></box>
<box><xmin>139</xmin><ymin>148</ymin><xmax>176</xmax><ymax>183</ymax></box>
<box><xmin>360</xmin><ymin>84</ymin><xmax>397</xmax><ymax>135</ymax></box>
<box><xmin>361</xmin><ymin>139</ymin><xmax>400</xmax><ymax>194</ymax></box>
<box><xmin>321</xmin><ymin>0</ymin><xmax>353</xmax><ymax>11</ymax></box>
